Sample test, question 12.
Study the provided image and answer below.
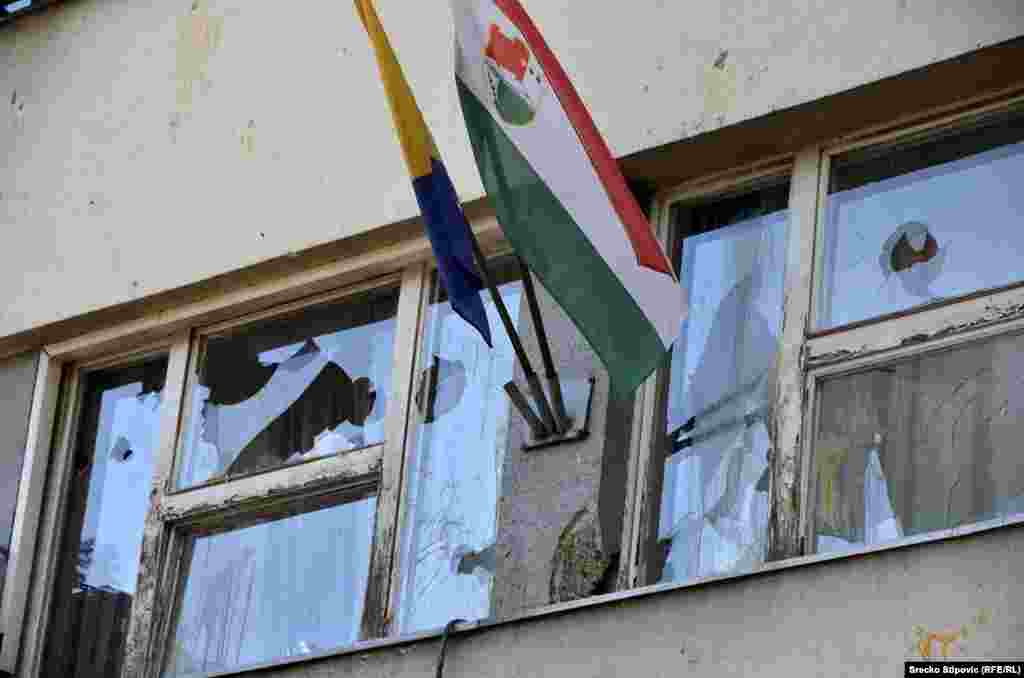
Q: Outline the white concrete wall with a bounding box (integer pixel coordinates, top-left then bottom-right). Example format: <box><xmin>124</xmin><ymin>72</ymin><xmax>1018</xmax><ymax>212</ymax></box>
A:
<box><xmin>202</xmin><ymin>523</ymin><xmax>1024</xmax><ymax>677</ymax></box>
<box><xmin>1</xmin><ymin>0</ymin><xmax>1022</xmax><ymax>339</ymax></box>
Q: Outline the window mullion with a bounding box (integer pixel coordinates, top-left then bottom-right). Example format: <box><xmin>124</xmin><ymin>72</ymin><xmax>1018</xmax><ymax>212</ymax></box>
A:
<box><xmin>118</xmin><ymin>332</ymin><xmax>190</xmax><ymax>678</ymax></box>
<box><xmin>768</xmin><ymin>146</ymin><xmax>822</xmax><ymax>561</ymax></box>
<box><xmin>620</xmin><ymin>196</ymin><xmax>674</xmax><ymax>590</ymax></box>
<box><xmin>362</xmin><ymin>262</ymin><xmax>427</xmax><ymax>639</ymax></box>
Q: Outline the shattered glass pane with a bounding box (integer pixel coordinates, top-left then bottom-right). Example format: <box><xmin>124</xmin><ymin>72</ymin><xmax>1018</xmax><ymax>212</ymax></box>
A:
<box><xmin>43</xmin><ymin>358</ymin><xmax>168</xmax><ymax>678</ymax></box>
<box><xmin>394</xmin><ymin>260</ymin><xmax>522</xmax><ymax>634</ymax></box>
<box><xmin>652</xmin><ymin>182</ymin><xmax>789</xmax><ymax>584</ymax></box>
<box><xmin>175</xmin><ymin>287</ymin><xmax>398</xmax><ymax>489</ymax></box>
<box><xmin>0</xmin><ymin>352</ymin><xmax>39</xmax><ymax>605</ymax></box>
<box><xmin>165</xmin><ymin>496</ymin><xmax>376</xmax><ymax>676</ymax></box>
<box><xmin>813</xmin><ymin>332</ymin><xmax>1024</xmax><ymax>553</ymax></box>
<box><xmin>817</xmin><ymin>112</ymin><xmax>1024</xmax><ymax>329</ymax></box>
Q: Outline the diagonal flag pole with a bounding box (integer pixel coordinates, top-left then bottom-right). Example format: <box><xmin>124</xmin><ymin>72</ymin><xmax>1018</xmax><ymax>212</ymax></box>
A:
<box><xmin>466</xmin><ymin>235</ymin><xmax>559</xmax><ymax>437</ymax></box>
<box><xmin>516</xmin><ymin>256</ymin><xmax>570</xmax><ymax>434</ymax></box>
<box><xmin>356</xmin><ymin>0</ymin><xmax>561</xmax><ymax>439</ymax></box>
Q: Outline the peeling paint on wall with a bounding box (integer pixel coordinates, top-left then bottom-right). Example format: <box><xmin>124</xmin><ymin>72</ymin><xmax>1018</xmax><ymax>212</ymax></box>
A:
<box><xmin>703</xmin><ymin>49</ymin><xmax>737</xmax><ymax>121</ymax></box>
<box><xmin>176</xmin><ymin>0</ymin><xmax>223</xmax><ymax>114</ymax></box>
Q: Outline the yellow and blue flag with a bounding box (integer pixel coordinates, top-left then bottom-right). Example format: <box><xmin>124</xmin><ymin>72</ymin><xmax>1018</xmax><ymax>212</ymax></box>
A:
<box><xmin>355</xmin><ymin>0</ymin><xmax>492</xmax><ymax>346</ymax></box>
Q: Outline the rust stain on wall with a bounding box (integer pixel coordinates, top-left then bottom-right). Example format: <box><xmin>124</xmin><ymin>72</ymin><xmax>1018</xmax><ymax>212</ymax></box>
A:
<box><xmin>911</xmin><ymin>609</ymin><xmax>992</xmax><ymax>658</ymax></box>
<box><xmin>176</xmin><ymin>0</ymin><xmax>223</xmax><ymax>113</ymax></box>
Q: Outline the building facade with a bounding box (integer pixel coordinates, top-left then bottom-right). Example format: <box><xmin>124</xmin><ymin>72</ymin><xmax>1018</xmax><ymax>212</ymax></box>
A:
<box><xmin>1</xmin><ymin>0</ymin><xmax>1024</xmax><ymax>676</ymax></box>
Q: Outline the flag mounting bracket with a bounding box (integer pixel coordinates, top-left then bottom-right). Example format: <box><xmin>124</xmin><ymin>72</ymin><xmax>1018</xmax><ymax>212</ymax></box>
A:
<box><xmin>514</xmin><ymin>375</ymin><xmax>595</xmax><ymax>452</ymax></box>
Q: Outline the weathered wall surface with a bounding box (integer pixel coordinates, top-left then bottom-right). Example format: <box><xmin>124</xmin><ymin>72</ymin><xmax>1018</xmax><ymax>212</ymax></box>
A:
<box><xmin>1</xmin><ymin>0</ymin><xmax>1022</xmax><ymax>339</ymax></box>
<box><xmin>493</xmin><ymin>273</ymin><xmax>630</xmax><ymax>618</ymax></box>
<box><xmin>225</xmin><ymin>523</ymin><xmax>1024</xmax><ymax>677</ymax></box>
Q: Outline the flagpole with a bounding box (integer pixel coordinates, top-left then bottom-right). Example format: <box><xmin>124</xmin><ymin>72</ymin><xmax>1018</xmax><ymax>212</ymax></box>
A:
<box><xmin>467</xmin><ymin>235</ymin><xmax>559</xmax><ymax>437</ymax></box>
<box><xmin>515</xmin><ymin>256</ymin><xmax>570</xmax><ymax>434</ymax></box>
<box><xmin>503</xmin><ymin>382</ymin><xmax>547</xmax><ymax>439</ymax></box>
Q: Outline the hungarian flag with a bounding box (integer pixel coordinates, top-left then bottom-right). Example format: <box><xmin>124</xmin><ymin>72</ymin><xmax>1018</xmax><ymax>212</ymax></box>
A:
<box><xmin>355</xmin><ymin>0</ymin><xmax>492</xmax><ymax>347</ymax></box>
<box><xmin>451</xmin><ymin>0</ymin><xmax>687</xmax><ymax>395</ymax></box>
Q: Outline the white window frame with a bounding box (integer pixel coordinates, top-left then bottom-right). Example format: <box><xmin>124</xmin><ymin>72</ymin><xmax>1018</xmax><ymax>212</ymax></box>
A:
<box><xmin>799</xmin><ymin>93</ymin><xmax>1024</xmax><ymax>551</ymax></box>
<box><xmin>0</xmin><ymin>352</ymin><xmax>60</xmax><ymax>675</ymax></box>
<box><xmin>625</xmin><ymin>90</ymin><xmax>1024</xmax><ymax>590</ymax></box>
<box><xmin>3</xmin><ymin>215</ymin><xmax>504</xmax><ymax>678</ymax></box>
<box><xmin>621</xmin><ymin>155</ymin><xmax>814</xmax><ymax>588</ymax></box>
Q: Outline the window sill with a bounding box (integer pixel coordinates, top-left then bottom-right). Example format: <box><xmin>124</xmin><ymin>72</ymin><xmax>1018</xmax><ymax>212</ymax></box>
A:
<box><xmin>204</xmin><ymin>511</ymin><xmax>1024</xmax><ymax>677</ymax></box>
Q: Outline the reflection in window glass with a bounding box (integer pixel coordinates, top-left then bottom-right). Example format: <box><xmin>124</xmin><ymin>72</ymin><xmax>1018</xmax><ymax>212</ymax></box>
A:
<box><xmin>395</xmin><ymin>261</ymin><xmax>521</xmax><ymax>634</ymax></box>
<box><xmin>0</xmin><ymin>352</ymin><xmax>39</xmax><ymax>603</ymax></box>
<box><xmin>165</xmin><ymin>496</ymin><xmax>376</xmax><ymax>676</ymax></box>
<box><xmin>176</xmin><ymin>287</ymin><xmax>398</xmax><ymax>489</ymax></box>
<box><xmin>813</xmin><ymin>333</ymin><xmax>1024</xmax><ymax>554</ymax></box>
<box><xmin>43</xmin><ymin>358</ymin><xmax>167</xmax><ymax>678</ymax></box>
<box><xmin>651</xmin><ymin>183</ymin><xmax>789</xmax><ymax>584</ymax></box>
<box><xmin>817</xmin><ymin>113</ymin><xmax>1024</xmax><ymax>329</ymax></box>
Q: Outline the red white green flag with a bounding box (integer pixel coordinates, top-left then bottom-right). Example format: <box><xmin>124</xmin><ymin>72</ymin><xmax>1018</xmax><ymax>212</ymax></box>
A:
<box><xmin>451</xmin><ymin>0</ymin><xmax>687</xmax><ymax>395</ymax></box>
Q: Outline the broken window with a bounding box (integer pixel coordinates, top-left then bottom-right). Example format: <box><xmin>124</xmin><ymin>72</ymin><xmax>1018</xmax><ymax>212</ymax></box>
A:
<box><xmin>164</xmin><ymin>493</ymin><xmax>377</xmax><ymax>675</ymax></box>
<box><xmin>395</xmin><ymin>259</ymin><xmax>523</xmax><ymax>633</ymax></box>
<box><xmin>648</xmin><ymin>181</ymin><xmax>789</xmax><ymax>584</ymax></box>
<box><xmin>42</xmin><ymin>357</ymin><xmax>167</xmax><ymax>678</ymax></box>
<box><xmin>812</xmin><ymin>331</ymin><xmax>1024</xmax><ymax>553</ymax></box>
<box><xmin>817</xmin><ymin>110</ymin><xmax>1024</xmax><ymax>329</ymax></box>
<box><xmin>0</xmin><ymin>352</ymin><xmax>38</xmax><ymax>606</ymax></box>
<box><xmin>395</xmin><ymin>255</ymin><xmax>624</xmax><ymax>632</ymax></box>
<box><xmin>175</xmin><ymin>286</ymin><xmax>399</xmax><ymax>488</ymax></box>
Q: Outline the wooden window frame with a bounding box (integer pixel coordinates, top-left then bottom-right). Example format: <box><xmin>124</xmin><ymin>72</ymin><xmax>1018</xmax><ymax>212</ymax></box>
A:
<box><xmin>4</xmin><ymin>216</ymin><xmax>504</xmax><ymax>678</ymax></box>
<box><xmin>627</xmin><ymin>90</ymin><xmax>1024</xmax><ymax>590</ymax></box>
<box><xmin>620</xmin><ymin>155</ymin><xmax>812</xmax><ymax>589</ymax></box>
<box><xmin>6</xmin><ymin>91</ymin><xmax>1024</xmax><ymax>677</ymax></box>
<box><xmin>799</xmin><ymin>93</ymin><xmax>1024</xmax><ymax>553</ymax></box>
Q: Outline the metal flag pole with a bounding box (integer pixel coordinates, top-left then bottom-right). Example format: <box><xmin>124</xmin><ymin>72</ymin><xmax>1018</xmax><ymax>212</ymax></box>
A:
<box><xmin>515</xmin><ymin>256</ymin><xmax>570</xmax><ymax>434</ymax></box>
<box><xmin>467</xmin><ymin>235</ymin><xmax>558</xmax><ymax>437</ymax></box>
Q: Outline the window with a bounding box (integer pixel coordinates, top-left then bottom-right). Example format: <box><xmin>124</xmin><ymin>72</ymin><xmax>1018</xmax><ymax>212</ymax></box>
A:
<box><xmin>811</xmin><ymin>333</ymin><xmax>1024</xmax><ymax>554</ymax></box>
<box><xmin>166</xmin><ymin>492</ymin><xmax>377</xmax><ymax>675</ymax></box>
<box><xmin>642</xmin><ymin>179</ymin><xmax>791</xmax><ymax>586</ymax></box>
<box><xmin>43</xmin><ymin>357</ymin><xmax>168</xmax><ymax>677</ymax></box>
<box><xmin>816</xmin><ymin>110</ymin><xmax>1024</xmax><ymax>330</ymax></box>
<box><xmin>9</xmin><ymin>97</ymin><xmax>1024</xmax><ymax>678</ymax></box>
<box><xmin>807</xmin><ymin>105</ymin><xmax>1024</xmax><ymax>555</ymax></box>
<box><xmin>395</xmin><ymin>258</ymin><xmax>525</xmax><ymax>633</ymax></box>
<box><xmin>153</xmin><ymin>280</ymin><xmax>408</xmax><ymax>676</ymax></box>
<box><xmin>394</xmin><ymin>255</ymin><xmax>629</xmax><ymax>632</ymax></box>
<box><xmin>175</xmin><ymin>284</ymin><xmax>399</xmax><ymax>488</ymax></box>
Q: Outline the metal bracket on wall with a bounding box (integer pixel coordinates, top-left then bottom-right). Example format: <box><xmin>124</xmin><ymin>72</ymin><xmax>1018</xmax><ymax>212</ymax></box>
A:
<box><xmin>520</xmin><ymin>375</ymin><xmax>595</xmax><ymax>452</ymax></box>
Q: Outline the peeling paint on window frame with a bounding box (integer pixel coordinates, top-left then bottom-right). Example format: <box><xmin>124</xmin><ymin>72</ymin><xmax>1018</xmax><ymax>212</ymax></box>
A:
<box><xmin>7</xmin><ymin>93</ymin><xmax>1024</xmax><ymax>677</ymax></box>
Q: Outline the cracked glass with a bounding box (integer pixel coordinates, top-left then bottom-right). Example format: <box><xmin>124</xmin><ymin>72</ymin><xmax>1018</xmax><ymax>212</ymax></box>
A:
<box><xmin>42</xmin><ymin>357</ymin><xmax>168</xmax><ymax>678</ymax></box>
<box><xmin>175</xmin><ymin>286</ymin><xmax>398</xmax><ymax>489</ymax></box>
<box><xmin>649</xmin><ymin>181</ymin><xmax>789</xmax><ymax>584</ymax></box>
<box><xmin>395</xmin><ymin>254</ymin><xmax>635</xmax><ymax>632</ymax></box>
<box><xmin>812</xmin><ymin>332</ymin><xmax>1024</xmax><ymax>553</ymax></box>
<box><xmin>817</xmin><ymin>111</ymin><xmax>1024</xmax><ymax>330</ymax></box>
<box><xmin>394</xmin><ymin>259</ymin><xmax>523</xmax><ymax>634</ymax></box>
<box><xmin>164</xmin><ymin>494</ymin><xmax>377</xmax><ymax>676</ymax></box>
